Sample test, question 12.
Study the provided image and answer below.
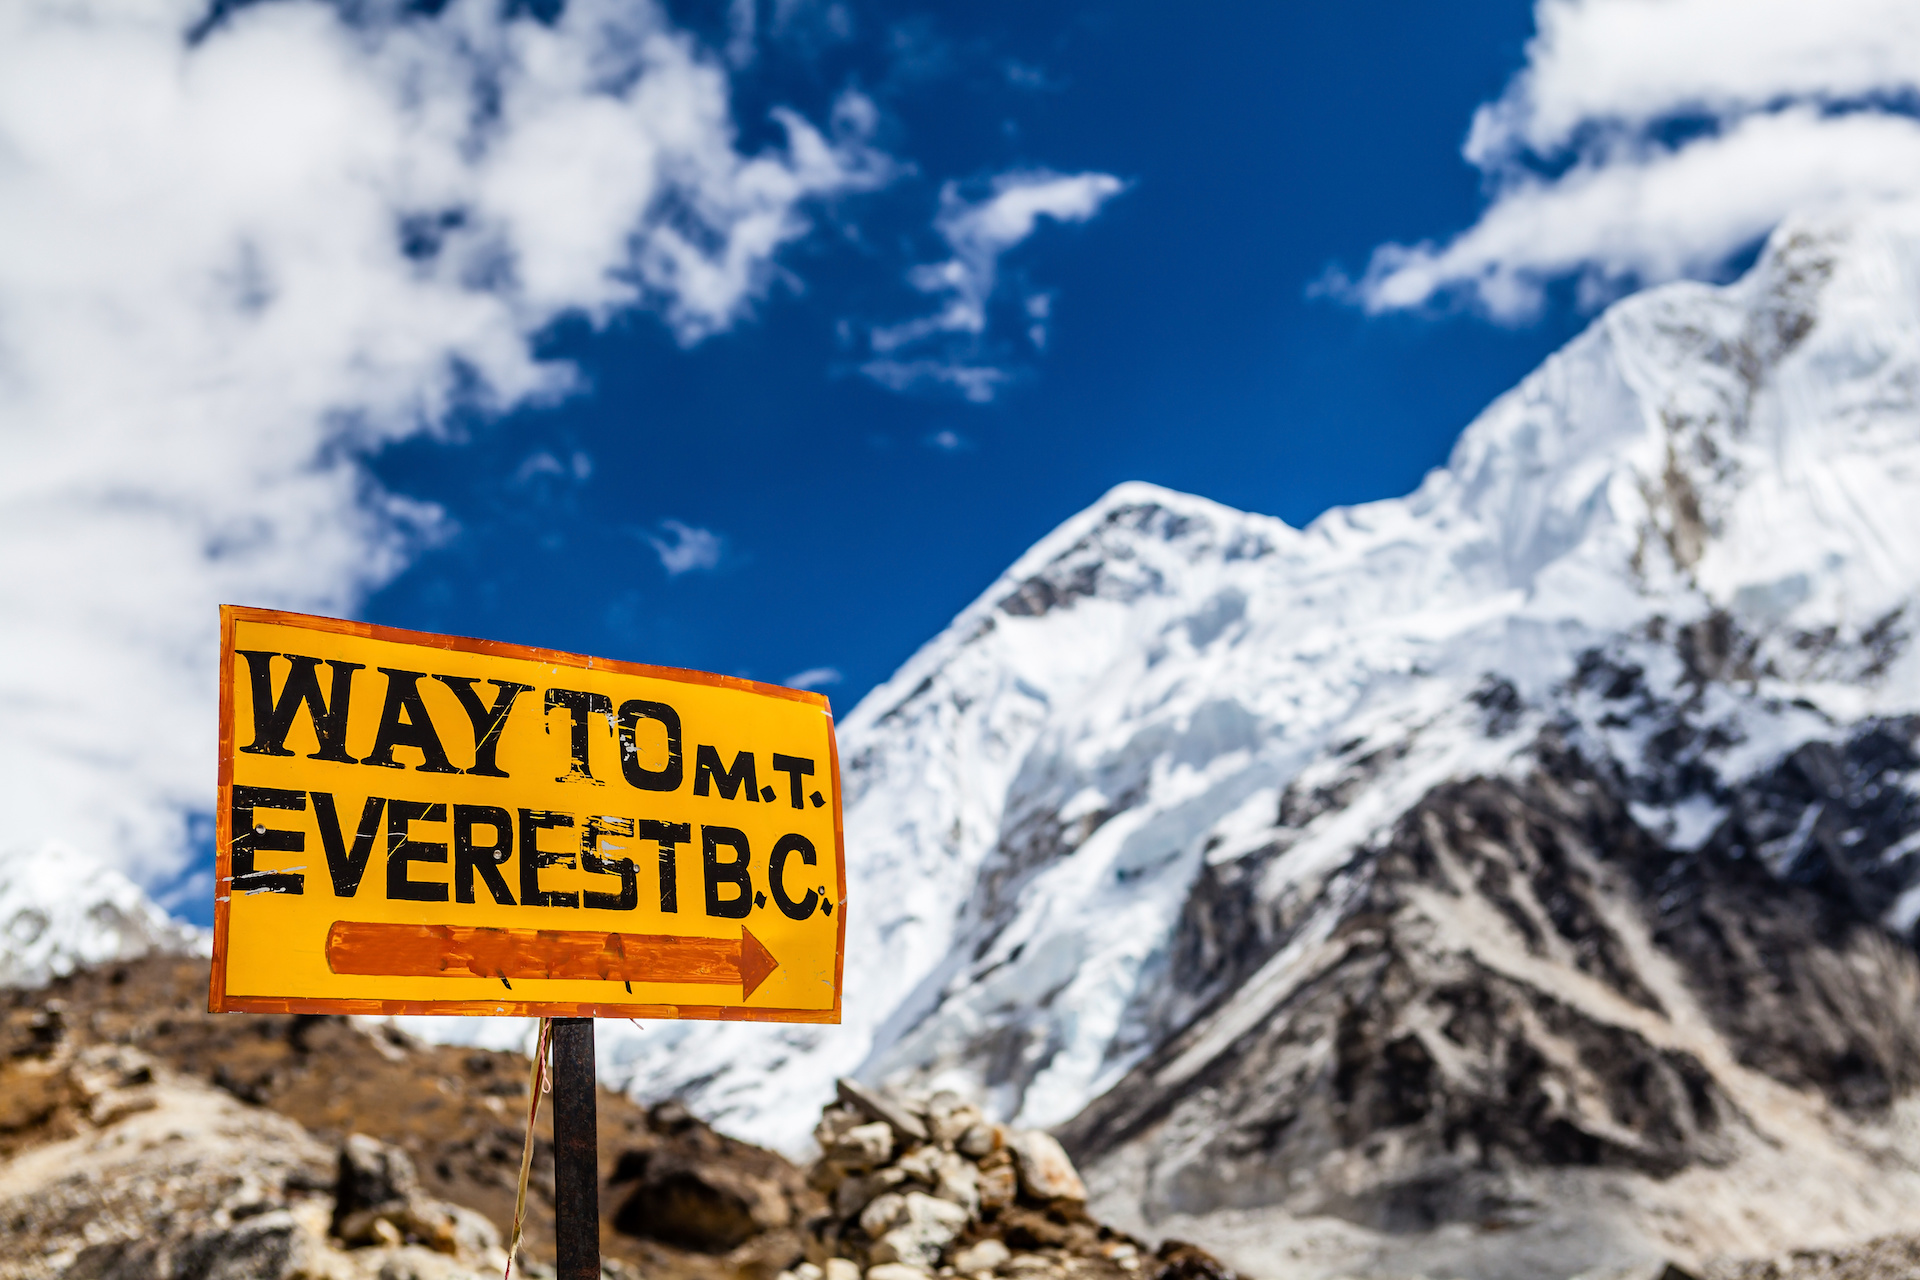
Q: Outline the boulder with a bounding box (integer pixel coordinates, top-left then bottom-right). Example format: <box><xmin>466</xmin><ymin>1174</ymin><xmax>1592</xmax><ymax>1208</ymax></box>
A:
<box><xmin>1004</xmin><ymin>1131</ymin><xmax>1086</xmax><ymax>1202</ymax></box>
<box><xmin>332</xmin><ymin>1135</ymin><xmax>422</xmax><ymax>1235</ymax></box>
<box><xmin>611</xmin><ymin>1153</ymin><xmax>792</xmax><ymax>1252</ymax></box>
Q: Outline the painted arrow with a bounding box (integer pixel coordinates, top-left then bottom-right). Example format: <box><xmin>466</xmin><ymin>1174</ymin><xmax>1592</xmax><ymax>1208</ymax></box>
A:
<box><xmin>324</xmin><ymin>920</ymin><xmax>781</xmax><ymax>1001</ymax></box>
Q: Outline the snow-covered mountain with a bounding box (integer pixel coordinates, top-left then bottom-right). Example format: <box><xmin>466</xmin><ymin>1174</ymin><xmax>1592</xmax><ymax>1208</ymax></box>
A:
<box><xmin>11</xmin><ymin>196</ymin><xmax>1920</xmax><ymax>1275</ymax></box>
<box><xmin>595</xmin><ymin>197</ymin><xmax>1920</xmax><ymax>1273</ymax></box>
<box><xmin>606</xmin><ymin>198</ymin><xmax>1920</xmax><ymax>1128</ymax></box>
<box><xmin>0</xmin><ymin>842</ymin><xmax>205</xmax><ymax>986</ymax></box>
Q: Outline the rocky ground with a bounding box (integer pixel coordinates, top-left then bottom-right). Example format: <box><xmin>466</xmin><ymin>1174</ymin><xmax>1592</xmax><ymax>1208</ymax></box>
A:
<box><xmin>7</xmin><ymin>953</ymin><xmax>1920</xmax><ymax>1280</ymax></box>
<box><xmin>0</xmin><ymin>956</ymin><xmax>1231</xmax><ymax>1280</ymax></box>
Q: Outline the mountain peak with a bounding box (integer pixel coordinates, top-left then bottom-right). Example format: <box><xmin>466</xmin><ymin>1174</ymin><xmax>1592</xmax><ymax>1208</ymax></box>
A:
<box><xmin>593</xmin><ymin>198</ymin><xmax>1920</xmax><ymax>1166</ymax></box>
<box><xmin>0</xmin><ymin>842</ymin><xmax>205</xmax><ymax>987</ymax></box>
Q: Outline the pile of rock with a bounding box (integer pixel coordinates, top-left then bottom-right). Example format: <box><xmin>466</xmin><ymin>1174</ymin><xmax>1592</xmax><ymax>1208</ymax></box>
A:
<box><xmin>787</xmin><ymin>1080</ymin><xmax>1232</xmax><ymax>1280</ymax></box>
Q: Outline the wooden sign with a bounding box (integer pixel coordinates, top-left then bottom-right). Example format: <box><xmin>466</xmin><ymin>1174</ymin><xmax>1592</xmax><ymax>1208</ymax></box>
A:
<box><xmin>209</xmin><ymin>605</ymin><xmax>845</xmax><ymax>1022</ymax></box>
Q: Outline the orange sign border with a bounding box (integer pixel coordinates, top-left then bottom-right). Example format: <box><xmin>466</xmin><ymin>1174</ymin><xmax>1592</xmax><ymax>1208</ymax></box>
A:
<box><xmin>209</xmin><ymin>604</ymin><xmax>847</xmax><ymax>1024</ymax></box>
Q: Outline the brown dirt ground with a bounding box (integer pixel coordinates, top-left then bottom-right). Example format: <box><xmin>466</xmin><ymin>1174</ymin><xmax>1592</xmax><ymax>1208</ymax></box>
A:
<box><xmin>0</xmin><ymin>955</ymin><xmax>817</xmax><ymax>1280</ymax></box>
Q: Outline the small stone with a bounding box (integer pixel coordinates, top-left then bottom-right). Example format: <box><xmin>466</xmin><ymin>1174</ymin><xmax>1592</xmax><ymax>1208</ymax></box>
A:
<box><xmin>868</xmin><ymin>1193</ymin><xmax>970</xmax><ymax>1270</ymax></box>
<box><xmin>1004</xmin><ymin>1131</ymin><xmax>1086</xmax><ymax>1202</ymax></box>
<box><xmin>796</xmin><ymin>1264</ymin><xmax>825</xmax><ymax>1280</ymax></box>
<box><xmin>88</xmin><ymin>1087</ymin><xmax>158</xmax><ymax>1127</ymax></box>
<box><xmin>826</xmin><ymin>1259</ymin><xmax>863</xmax><ymax>1280</ymax></box>
<box><xmin>837</xmin><ymin>1166</ymin><xmax>907</xmax><ymax>1219</ymax></box>
<box><xmin>867</xmin><ymin>1266</ymin><xmax>932</xmax><ymax>1280</ymax></box>
<box><xmin>976</xmin><ymin>1162</ymin><xmax>1017</xmax><ymax>1211</ymax></box>
<box><xmin>810</xmin><ymin>1160</ymin><xmax>849</xmax><ymax>1195</ymax></box>
<box><xmin>837</xmin><ymin>1078</ymin><xmax>930</xmax><ymax>1144</ymax></box>
<box><xmin>951</xmin><ymin>1240</ymin><xmax>1011</xmax><ymax>1274</ymax></box>
<box><xmin>925</xmin><ymin>1094</ymin><xmax>984</xmax><ymax>1148</ymax></box>
<box><xmin>930</xmin><ymin>1154</ymin><xmax>981</xmax><ymax>1217</ymax></box>
<box><xmin>1151</xmin><ymin>1239</ymin><xmax>1237</xmax><ymax>1280</ymax></box>
<box><xmin>830</xmin><ymin>1120</ymin><xmax>897</xmax><ymax>1171</ymax></box>
<box><xmin>860</xmin><ymin>1191</ymin><xmax>909</xmax><ymax>1238</ymax></box>
<box><xmin>428</xmin><ymin>1201</ymin><xmax>501</xmax><ymax>1259</ymax></box>
<box><xmin>956</xmin><ymin>1124</ymin><xmax>998</xmax><ymax>1160</ymax></box>
<box><xmin>815</xmin><ymin>1105</ymin><xmax>869</xmax><ymax>1149</ymax></box>
<box><xmin>376</xmin><ymin>1244</ymin><xmax>471</xmax><ymax>1280</ymax></box>
<box><xmin>894</xmin><ymin>1145</ymin><xmax>943</xmax><ymax>1185</ymax></box>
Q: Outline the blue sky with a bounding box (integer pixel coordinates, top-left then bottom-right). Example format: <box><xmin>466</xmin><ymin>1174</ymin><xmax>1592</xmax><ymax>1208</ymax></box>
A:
<box><xmin>11</xmin><ymin>0</ymin><xmax>1914</xmax><ymax>907</ymax></box>
<box><xmin>364</xmin><ymin>0</ymin><xmax>1577</xmax><ymax>713</ymax></box>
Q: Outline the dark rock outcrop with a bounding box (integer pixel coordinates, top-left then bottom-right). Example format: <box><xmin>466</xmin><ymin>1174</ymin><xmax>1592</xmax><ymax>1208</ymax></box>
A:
<box><xmin>1061</xmin><ymin>732</ymin><xmax>1920</xmax><ymax>1270</ymax></box>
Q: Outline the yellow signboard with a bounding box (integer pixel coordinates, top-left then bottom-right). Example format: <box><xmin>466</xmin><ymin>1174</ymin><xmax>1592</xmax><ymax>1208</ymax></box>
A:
<box><xmin>210</xmin><ymin>606</ymin><xmax>844</xmax><ymax>1023</ymax></box>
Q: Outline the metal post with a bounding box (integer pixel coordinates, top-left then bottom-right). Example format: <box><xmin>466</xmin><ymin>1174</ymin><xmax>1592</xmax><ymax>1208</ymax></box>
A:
<box><xmin>550</xmin><ymin>1017</ymin><xmax>599</xmax><ymax>1280</ymax></box>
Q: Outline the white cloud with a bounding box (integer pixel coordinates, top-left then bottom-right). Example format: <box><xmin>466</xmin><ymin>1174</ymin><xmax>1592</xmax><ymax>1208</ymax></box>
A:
<box><xmin>862</xmin><ymin>169</ymin><xmax>1123</xmax><ymax>400</ymax></box>
<box><xmin>782</xmin><ymin>666</ymin><xmax>842</xmax><ymax>690</ymax></box>
<box><xmin>0</xmin><ymin>0</ymin><xmax>888</xmax><ymax>882</ymax></box>
<box><xmin>1342</xmin><ymin>0</ymin><xmax>1920</xmax><ymax>319</ymax></box>
<box><xmin>512</xmin><ymin>449</ymin><xmax>594</xmax><ymax>486</ymax></box>
<box><xmin>862</xmin><ymin>359</ymin><xmax>1010</xmax><ymax>402</ymax></box>
<box><xmin>648</xmin><ymin>520</ymin><xmax>724</xmax><ymax>575</ymax></box>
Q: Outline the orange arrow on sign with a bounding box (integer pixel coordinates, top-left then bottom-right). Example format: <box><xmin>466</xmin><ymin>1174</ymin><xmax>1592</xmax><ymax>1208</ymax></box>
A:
<box><xmin>324</xmin><ymin>920</ymin><xmax>782</xmax><ymax>1001</ymax></box>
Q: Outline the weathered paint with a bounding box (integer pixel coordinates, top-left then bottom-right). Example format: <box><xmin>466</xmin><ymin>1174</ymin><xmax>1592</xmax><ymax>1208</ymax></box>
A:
<box><xmin>210</xmin><ymin>604</ymin><xmax>845</xmax><ymax>1022</ymax></box>
<box><xmin>323</xmin><ymin>920</ymin><xmax>782</xmax><ymax>1000</ymax></box>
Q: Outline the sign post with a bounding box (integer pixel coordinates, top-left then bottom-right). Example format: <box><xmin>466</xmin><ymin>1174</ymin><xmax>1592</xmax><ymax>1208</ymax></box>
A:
<box><xmin>551</xmin><ymin>1018</ymin><xmax>598</xmax><ymax>1280</ymax></box>
<box><xmin>210</xmin><ymin>605</ymin><xmax>847</xmax><ymax>1271</ymax></box>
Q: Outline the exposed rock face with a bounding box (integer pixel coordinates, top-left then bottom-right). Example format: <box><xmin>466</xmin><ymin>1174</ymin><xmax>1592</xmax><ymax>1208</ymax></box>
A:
<box><xmin>1061</xmin><ymin>736</ymin><xmax>1920</xmax><ymax>1277</ymax></box>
